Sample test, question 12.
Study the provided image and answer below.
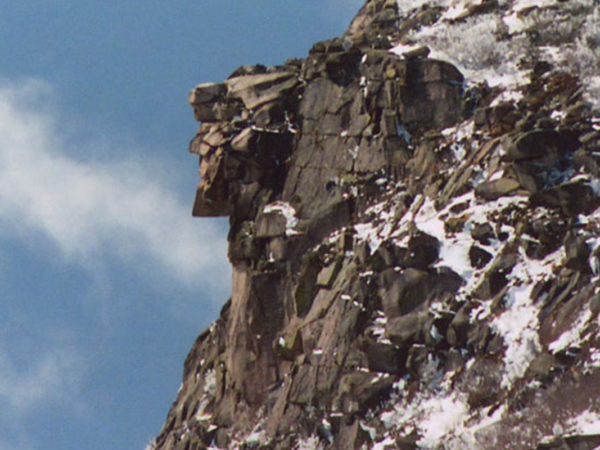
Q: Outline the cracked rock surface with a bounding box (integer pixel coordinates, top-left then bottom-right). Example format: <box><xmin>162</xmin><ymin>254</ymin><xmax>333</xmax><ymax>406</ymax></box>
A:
<box><xmin>151</xmin><ymin>1</ymin><xmax>600</xmax><ymax>448</ymax></box>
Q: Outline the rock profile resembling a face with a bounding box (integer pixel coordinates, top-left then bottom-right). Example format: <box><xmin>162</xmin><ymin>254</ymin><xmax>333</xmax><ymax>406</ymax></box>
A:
<box><xmin>188</xmin><ymin>35</ymin><xmax>464</xmax><ymax>226</ymax></box>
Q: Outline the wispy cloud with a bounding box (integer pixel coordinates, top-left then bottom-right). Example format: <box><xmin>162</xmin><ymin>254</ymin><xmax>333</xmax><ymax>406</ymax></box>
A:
<box><xmin>0</xmin><ymin>79</ymin><xmax>230</xmax><ymax>294</ymax></box>
<box><xmin>0</xmin><ymin>338</ymin><xmax>83</xmax><ymax>414</ymax></box>
<box><xmin>0</xmin><ymin>77</ymin><xmax>232</xmax><ymax>449</ymax></box>
<box><xmin>0</xmin><ymin>325</ymin><xmax>83</xmax><ymax>450</ymax></box>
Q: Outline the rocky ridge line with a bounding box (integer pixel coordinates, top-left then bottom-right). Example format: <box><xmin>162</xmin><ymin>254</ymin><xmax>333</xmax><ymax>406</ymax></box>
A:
<box><xmin>151</xmin><ymin>1</ymin><xmax>600</xmax><ymax>449</ymax></box>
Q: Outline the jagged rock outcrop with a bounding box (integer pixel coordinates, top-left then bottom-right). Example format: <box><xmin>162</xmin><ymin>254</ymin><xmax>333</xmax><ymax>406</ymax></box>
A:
<box><xmin>152</xmin><ymin>1</ymin><xmax>600</xmax><ymax>449</ymax></box>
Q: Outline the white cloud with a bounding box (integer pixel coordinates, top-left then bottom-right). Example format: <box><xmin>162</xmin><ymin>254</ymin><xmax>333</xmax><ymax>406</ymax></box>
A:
<box><xmin>0</xmin><ymin>79</ymin><xmax>230</xmax><ymax>295</ymax></box>
<box><xmin>0</xmin><ymin>339</ymin><xmax>83</xmax><ymax>415</ymax></box>
<box><xmin>0</xmin><ymin>331</ymin><xmax>80</xmax><ymax>450</ymax></box>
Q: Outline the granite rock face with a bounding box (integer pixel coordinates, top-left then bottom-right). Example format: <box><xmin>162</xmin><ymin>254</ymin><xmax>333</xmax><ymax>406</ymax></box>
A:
<box><xmin>152</xmin><ymin>1</ymin><xmax>600</xmax><ymax>448</ymax></box>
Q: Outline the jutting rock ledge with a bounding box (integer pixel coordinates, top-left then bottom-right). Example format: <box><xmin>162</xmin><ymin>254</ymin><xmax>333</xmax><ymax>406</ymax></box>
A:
<box><xmin>151</xmin><ymin>1</ymin><xmax>600</xmax><ymax>448</ymax></box>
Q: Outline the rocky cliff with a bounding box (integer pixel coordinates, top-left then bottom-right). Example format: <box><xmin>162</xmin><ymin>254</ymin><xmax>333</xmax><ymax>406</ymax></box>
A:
<box><xmin>151</xmin><ymin>1</ymin><xmax>600</xmax><ymax>448</ymax></box>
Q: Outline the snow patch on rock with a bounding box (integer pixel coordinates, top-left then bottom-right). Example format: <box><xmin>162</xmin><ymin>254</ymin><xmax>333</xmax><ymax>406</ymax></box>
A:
<box><xmin>264</xmin><ymin>201</ymin><xmax>299</xmax><ymax>236</ymax></box>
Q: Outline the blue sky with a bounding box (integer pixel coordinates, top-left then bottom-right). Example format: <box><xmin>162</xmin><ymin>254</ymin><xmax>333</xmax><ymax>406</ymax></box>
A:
<box><xmin>0</xmin><ymin>1</ymin><xmax>362</xmax><ymax>449</ymax></box>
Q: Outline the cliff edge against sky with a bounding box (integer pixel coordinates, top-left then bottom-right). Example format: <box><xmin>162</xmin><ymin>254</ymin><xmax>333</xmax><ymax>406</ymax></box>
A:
<box><xmin>151</xmin><ymin>1</ymin><xmax>600</xmax><ymax>448</ymax></box>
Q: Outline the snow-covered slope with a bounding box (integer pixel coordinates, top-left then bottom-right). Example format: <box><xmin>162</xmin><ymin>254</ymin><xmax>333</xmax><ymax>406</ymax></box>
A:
<box><xmin>392</xmin><ymin>0</ymin><xmax>599</xmax><ymax>107</ymax></box>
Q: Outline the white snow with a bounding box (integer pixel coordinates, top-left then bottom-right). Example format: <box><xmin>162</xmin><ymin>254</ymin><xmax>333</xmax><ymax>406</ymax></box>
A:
<box><xmin>392</xmin><ymin>43</ymin><xmax>424</xmax><ymax>56</ymax></box>
<box><xmin>359</xmin><ymin>421</ymin><xmax>377</xmax><ymax>441</ymax></box>
<box><xmin>567</xmin><ymin>409</ymin><xmax>600</xmax><ymax>435</ymax></box>
<box><xmin>332</xmin><ymin>2</ymin><xmax>600</xmax><ymax>445</ymax></box>
<box><xmin>589</xmin><ymin>179</ymin><xmax>600</xmax><ymax>198</ymax></box>
<box><xmin>442</xmin><ymin>0</ymin><xmax>491</xmax><ymax>21</ymax></box>
<box><xmin>438</xmin><ymin>230</ymin><xmax>474</xmax><ymax>280</ymax></box>
<box><xmin>354</xmin><ymin>222</ymin><xmax>384</xmax><ymax>253</ymax></box>
<box><xmin>244</xmin><ymin>429</ymin><xmax>267</xmax><ymax>446</ymax></box>
<box><xmin>353</xmin><ymin>198</ymin><xmax>399</xmax><ymax>252</ymax></box>
<box><xmin>412</xmin><ymin>192</ymin><xmax>527</xmax><ymax>291</ymax></box>
<box><xmin>378</xmin><ymin>375</ymin><xmax>473</xmax><ymax>448</ymax></box>
<box><xmin>416</xmin><ymin>394</ymin><xmax>470</xmax><ymax>447</ymax></box>
<box><xmin>503</xmin><ymin>12</ymin><xmax>527</xmax><ymax>34</ymax></box>
<box><xmin>396</xmin><ymin>0</ymin><xmax>600</xmax><ymax>108</ymax></box>
<box><xmin>585</xmin><ymin>348</ymin><xmax>600</xmax><ymax>372</ymax></box>
<box><xmin>396</xmin><ymin>0</ymin><xmax>450</xmax><ymax>15</ymax></box>
<box><xmin>540</xmin><ymin>45</ymin><xmax>564</xmax><ymax>65</ymax></box>
<box><xmin>492</xmin><ymin>247</ymin><xmax>564</xmax><ymax>387</ymax></box>
<box><xmin>490</xmin><ymin>88</ymin><xmax>524</xmax><ymax>107</ymax></box>
<box><xmin>451</xmin><ymin>142</ymin><xmax>467</xmax><ymax>161</ymax></box>
<box><xmin>204</xmin><ymin>369</ymin><xmax>217</xmax><ymax>396</ymax></box>
<box><xmin>352</xmin><ymin>111</ymin><xmax>570</xmax><ymax>393</ymax></box>
<box><xmin>493</xmin><ymin>285</ymin><xmax>541</xmax><ymax>387</ymax></box>
<box><xmin>413</xmin><ymin>197</ymin><xmax>446</xmax><ymax>238</ymax></box>
<box><xmin>370</xmin><ymin>313</ymin><xmax>389</xmax><ymax>341</ymax></box>
<box><xmin>512</xmin><ymin>0</ymin><xmax>559</xmax><ymax>12</ymax></box>
<box><xmin>295</xmin><ymin>435</ymin><xmax>323</xmax><ymax>450</ymax></box>
<box><xmin>395</xmin><ymin>11</ymin><xmax>531</xmax><ymax>90</ymax></box>
<box><xmin>548</xmin><ymin>308</ymin><xmax>593</xmax><ymax>353</ymax></box>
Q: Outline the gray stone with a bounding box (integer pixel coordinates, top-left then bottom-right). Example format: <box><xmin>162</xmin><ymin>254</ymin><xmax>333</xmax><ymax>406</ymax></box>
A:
<box><xmin>405</xmin><ymin>344</ymin><xmax>430</xmax><ymax>378</ymax></box>
<box><xmin>456</xmin><ymin>358</ymin><xmax>503</xmax><ymax>408</ymax></box>
<box><xmin>189</xmin><ymin>134</ymin><xmax>212</xmax><ymax>157</ymax></box>
<box><xmin>227</xmin><ymin>71</ymin><xmax>298</xmax><ymax>110</ymax></box>
<box><xmin>504</xmin><ymin>129</ymin><xmax>580</xmax><ymax>162</ymax></box>
<box><xmin>379</xmin><ymin>267</ymin><xmax>462</xmax><ymax>318</ymax></box>
<box><xmin>564</xmin><ymin>232</ymin><xmax>591</xmax><ymax>272</ymax></box>
<box><xmin>469</xmin><ymin>245</ymin><xmax>493</xmax><ymax>269</ymax></box>
<box><xmin>474</xmin><ymin>249</ymin><xmax>517</xmax><ymax>299</ymax></box>
<box><xmin>361</xmin><ymin>337</ymin><xmax>403</xmax><ymax>374</ymax></box>
<box><xmin>189</xmin><ymin>82</ymin><xmax>227</xmax><ymax>104</ymax></box>
<box><xmin>401</xmin><ymin>45</ymin><xmax>430</xmax><ymax>60</ymax></box>
<box><xmin>336</xmin><ymin>371</ymin><xmax>395</xmax><ymax>414</ymax></box>
<box><xmin>189</xmin><ymin>83</ymin><xmax>229</xmax><ymax>122</ymax></box>
<box><xmin>255</xmin><ymin>211</ymin><xmax>288</xmax><ymax>238</ymax></box>
<box><xmin>530</xmin><ymin>181</ymin><xmax>599</xmax><ymax>216</ymax></box>
<box><xmin>230</xmin><ymin>128</ymin><xmax>256</xmax><ymax>152</ymax></box>
<box><xmin>253</xmin><ymin>102</ymin><xmax>284</xmax><ymax>127</ymax></box>
<box><xmin>385</xmin><ymin>310</ymin><xmax>428</xmax><ymax>347</ymax></box>
<box><xmin>475</xmin><ymin>177</ymin><xmax>521</xmax><ymax>200</ymax></box>
<box><xmin>317</xmin><ymin>258</ymin><xmax>343</xmax><ymax>289</ymax></box>
<box><xmin>471</xmin><ymin>223</ymin><xmax>495</xmax><ymax>245</ymax></box>
<box><xmin>446</xmin><ymin>306</ymin><xmax>471</xmax><ymax>348</ymax></box>
<box><xmin>403</xmin><ymin>232</ymin><xmax>439</xmax><ymax>269</ymax></box>
<box><xmin>202</xmin><ymin>125</ymin><xmax>229</xmax><ymax>147</ymax></box>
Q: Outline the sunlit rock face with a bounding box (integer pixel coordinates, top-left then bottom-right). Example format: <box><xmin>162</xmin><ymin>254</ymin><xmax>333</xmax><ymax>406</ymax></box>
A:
<box><xmin>152</xmin><ymin>0</ymin><xmax>600</xmax><ymax>449</ymax></box>
<box><xmin>188</xmin><ymin>34</ymin><xmax>464</xmax><ymax>223</ymax></box>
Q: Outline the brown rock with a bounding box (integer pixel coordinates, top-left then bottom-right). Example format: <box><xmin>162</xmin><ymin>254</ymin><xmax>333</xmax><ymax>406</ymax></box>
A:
<box><xmin>475</xmin><ymin>177</ymin><xmax>521</xmax><ymax>200</ymax></box>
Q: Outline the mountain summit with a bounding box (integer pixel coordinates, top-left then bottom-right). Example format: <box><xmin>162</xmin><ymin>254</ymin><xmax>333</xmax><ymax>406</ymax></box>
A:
<box><xmin>151</xmin><ymin>1</ymin><xmax>600</xmax><ymax>448</ymax></box>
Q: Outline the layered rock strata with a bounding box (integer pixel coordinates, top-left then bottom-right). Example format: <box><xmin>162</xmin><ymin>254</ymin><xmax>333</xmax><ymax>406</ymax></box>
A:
<box><xmin>152</xmin><ymin>0</ymin><xmax>600</xmax><ymax>448</ymax></box>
